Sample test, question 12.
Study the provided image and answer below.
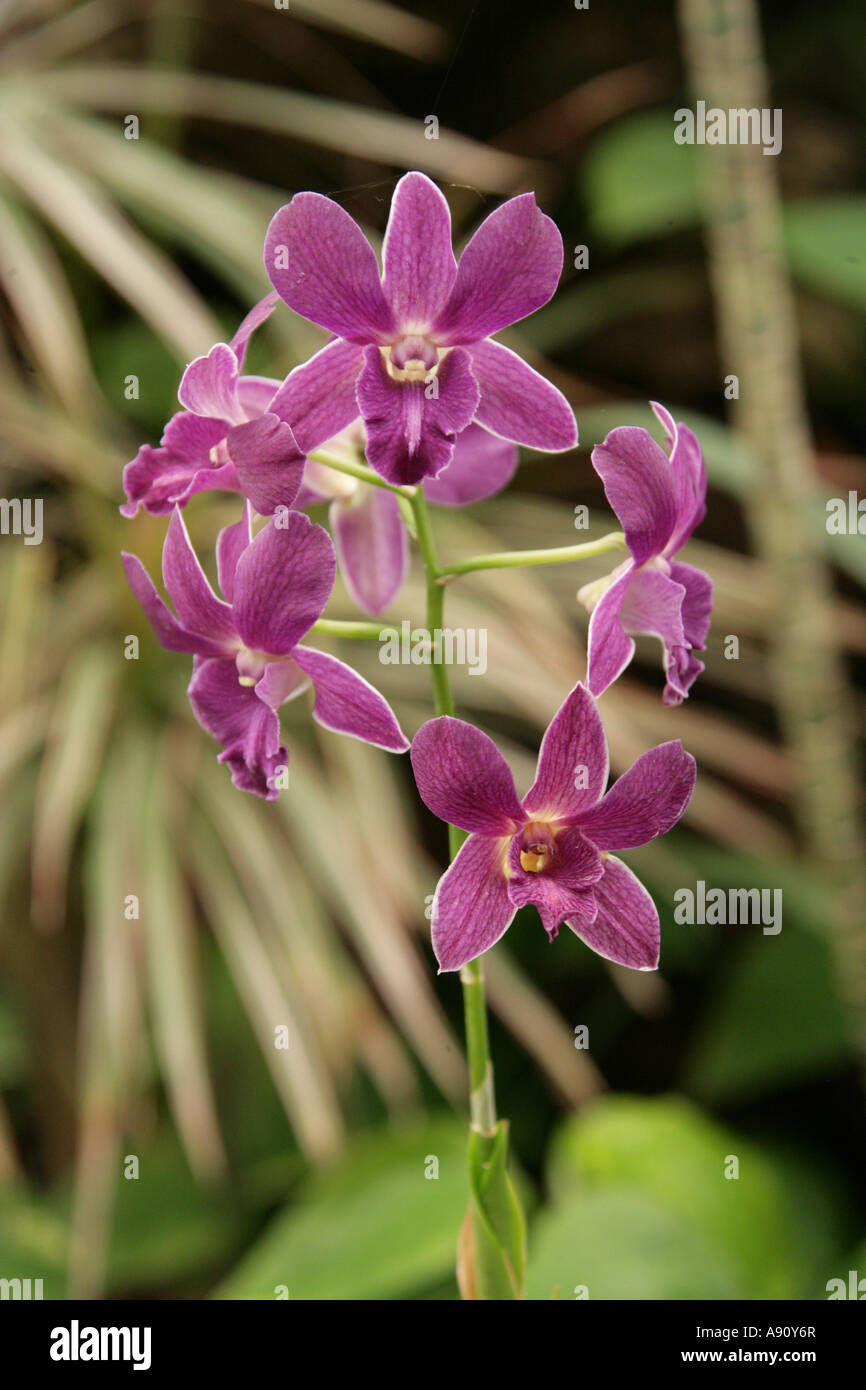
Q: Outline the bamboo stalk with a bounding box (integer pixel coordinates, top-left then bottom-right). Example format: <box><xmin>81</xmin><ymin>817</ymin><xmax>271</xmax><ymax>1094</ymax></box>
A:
<box><xmin>676</xmin><ymin>0</ymin><xmax>866</xmax><ymax>1052</ymax></box>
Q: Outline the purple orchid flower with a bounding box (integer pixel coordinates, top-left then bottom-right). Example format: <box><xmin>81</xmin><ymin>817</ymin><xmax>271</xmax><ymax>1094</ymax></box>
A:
<box><xmin>579</xmin><ymin>402</ymin><xmax>713</xmax><ymax>705</ymax></box>
<box><xmin>263</xmin><ymin>171</ymin><xmax>576</xmax><ymax>487</ymax></box>
<box><xmin>122</xmin><ymin>506</ymin><xmax>409</xmax><ymax>799</ymax></box>
<box><xmin>302</xmin><ymin>421</ymin><xmax>517</xmax><ymax>615</ymax></box>
<box><xmin>121</xmin><ymin>293</ymin><xmax>305</xmax><ymax>519</ymax></box>
<box><xmin>411</xmin><ymin>682</ymin><xmax>695</xmax><ymax>972</ymax></box>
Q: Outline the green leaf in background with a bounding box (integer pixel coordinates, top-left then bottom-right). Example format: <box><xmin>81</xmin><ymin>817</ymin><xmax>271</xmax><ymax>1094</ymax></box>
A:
<box><xmin>529</xmin><ymin>1188</ymin><xmax>741</xmax><ymax>1301</ymax></box>
<box><xmin>215</xmin><ymin>1120</ymin><xmax>469</xmax><ymax>1300</ymax></box>
<box><xmin>545</xmin><ymin>1095</ymin><xmax>801</xmax><ymax>1298</ymax></box>
<box><xmin>682</xmin><ymin>927</ymin><xmax>852</xmax><ymax>1104</ymax></box>
<box><xmin>90</xmin><ymin>317</ymin><xmax>186</xmax><ymax>433</ymax></box>
<box><xmin>585</xmin><ymin>114</ymin><xmax>866</xmax><ymax>319</ymax></box>
<box><xmin>784</xmin><ymin>198</ymin><xmax>866</xmax><ymax>314</ymax></box>
<box><xmin>584</xmin><ymin>110</ymin><xmax>699</xmax><ymax>246</ymax></box>
<box><xmin>0</xmin><ymin>1184</ymin><xmax>67</xmax><ymax>1300</ymax></box>
<box><xmin>106</xmin><ymin>1134</ymin><xmax>248</xmax><ymax>1293</ymax></box>
<box><xmin>645</xmin><ymin>840</ymin><xmax>854</xmax><ymax>1102</ymax></box>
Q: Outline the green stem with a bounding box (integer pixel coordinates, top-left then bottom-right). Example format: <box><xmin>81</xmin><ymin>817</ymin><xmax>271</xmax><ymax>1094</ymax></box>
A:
<box><xmin>308</xmin><ymin>450</ymin><xmax>417</xmax><ymax>498</ymax></box>
<box><xmin>460</xmin><ymin>960</ymin><xmax>497</xmax><ymax>1137</ymax></box>
<box><xmin>437</xmin><ymin>531</ymin><xmax>626</xmax><ymax>582</ymax></box>
<box><xmin>409</xmin><ymin>486</ymin><xmax>497</xmax><ymax>1136</ymax></box>
<box><xmin>311</xmin><ymin>618</ymin><xmax>384</xmax><ymax>640</ymax></box>
<box><xmin>409</xmin><ymin>488</ymin><xmax>455</xmax><ymax>721</ymax></box>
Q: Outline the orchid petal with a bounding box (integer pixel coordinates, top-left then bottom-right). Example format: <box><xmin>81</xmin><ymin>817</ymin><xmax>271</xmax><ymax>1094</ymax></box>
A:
<box><xmin>433</xmin><ymin>192</ymin><xmax>563</xmax><ymax>343</ymax></box>
<box><xmin>591</xmin><ymin>426</ymin><xmax>678</xmax><ymax>565</ymax></box>
<box><xmin>178</xmin><ymin>343</ymin><xmax>245</xmax><ymax>424</ymax></box>
<box><xmin>229</xmin><ymin>290</ymin><xmax>279</xmax><ymax>369</ymax></box>
<box><xmin>522</xmin><ymin>682</ymin><xmax>609</xmax><ymax>822</ymax></box>
<box><xmin>619</xmin><ymin>566</ymin><xmax>686</xmax><ymax>642</ymax></box>
<box><xmin>269</xmin><ymin>338</ymin><xmax>364</xmax><ymax>454</ymax></box>
<box><xmin>470</xmin><ymin>338</ymin><xmax>577</xmax><ymax>451</ymax></box>
<box><xmin>121</xmin><ymin>456</ymin><xmax>239</xmax><ymax>517</ymax></box>
<box><xmin>215</xmin><ymin>503</ymin><xmax>253</xmax><ymax>603</ymax></box>
<box><xmin>161</xmin><ymin>409</ymin><xmax>229</xmax><ymax>459</ymax></box>
<box><xmin>423</xmin><ymin>423</ymin><xmax>517</xmax><ymax>506</ymax></box>
<box><xmin>188</xmin><ymin>657</ymin><xmax>286</xmax><ymax>800</ymax></box>
<box><xmin>231</xmin><ymin>512</ymin><xmax>335</xmax><ymax>655</ymax></box>
<box><xmin>331</xmin><ymin>486</ymin><xmax>408</xmax><ymax>615</ymax></box>
<box><xmin>236</xmin><ymin>375</ymin><xmax>281</xmax><ymax>417</ymax></box>
<box><xmin>225</xmin><ymin>413</ymin><xmax>305</xmax><ymax>516</ymax></box>
<box><xmin>662</xmin><ymin>651</ymin><xmax>706</xmax><ymax>707</ymax></box>
<box><xmin>254</xmin><ymin>657</ymin><xmax>311</xmax><ymax>710</ymax></box>
<box><xmin>382</xmin><ymin>172</ymin><xmax>457</xmax><ymax>327</ymax></box>
<box><xmin>618</xmin><ymin>565</ymin><xmax>704</xmax><ymax>706</ymax></box>
<box><xmin>120</xmin><ymin>410</ymin><xmax>234</xmax><ymax>518</ymax></box>
<box><xmin>652</xmin><ymin>402</ymin><xmax>707</xmax><ymax>553</ymax></box>
<box><xmin>121</xmin><ymin>440</ymin><xmax>219</xmax><ymax>517</ymax></box>
<box><xmin>264</xmin><ymin>192</ymin><xmax>396</xmax><ymax>343</ymax></box>
<box><xmin>162</xmin><ymin>508</ymin><xmax>237</xmax><ymax>644</ymax></box>
<box><xmin>506</xmin><ymin>826</ymin><xmax>602</xmax><ymax>938</ymax></box>
<box><xmin>567</xmin><ymin>856</ymin><xmax>660</xmax><ymax>970</ymax></box>
<box><xmin>431</xmin><ymin>833</ymin><xmax>515</xmax><ymax>972</ymax></box>
<box><xmin>120</xmin><ymin>445</ymin><xmax>171</xmax><ymax>518</ymax></box>
<box><xmin>670</xmin><ymin>560</ymin><xmax>713</xmax><ymax>654</ymax></box>
<box><xmin>576</xmin><ymin>741</ymin><xmax>696</xmax><ymax>850</ymax></box>
<box><xmin>411</xmin><ymin>717</ymin><xmax>525</xmax><ymax>834</ymax></box>
<box><xmin>583</xmin><ymin>564</ymin><xmax>636</xmax><ymax>699</ymax></box>
<box><xmin>121</xmin><ymin>553</ymin><xmax>232</xmax><ymax>658</ymax></box>
<box><xmin>291</xmin><ymin>645</ymin><xmax>409</xmax><ymax>751</ymax></box>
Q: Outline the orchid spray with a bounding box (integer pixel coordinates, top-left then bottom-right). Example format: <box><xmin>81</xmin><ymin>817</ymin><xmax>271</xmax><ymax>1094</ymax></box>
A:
<box><xmin>122</xmin><ymin>172</ymin><xmax>712</xmax><ymax>1300</ymax></box>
